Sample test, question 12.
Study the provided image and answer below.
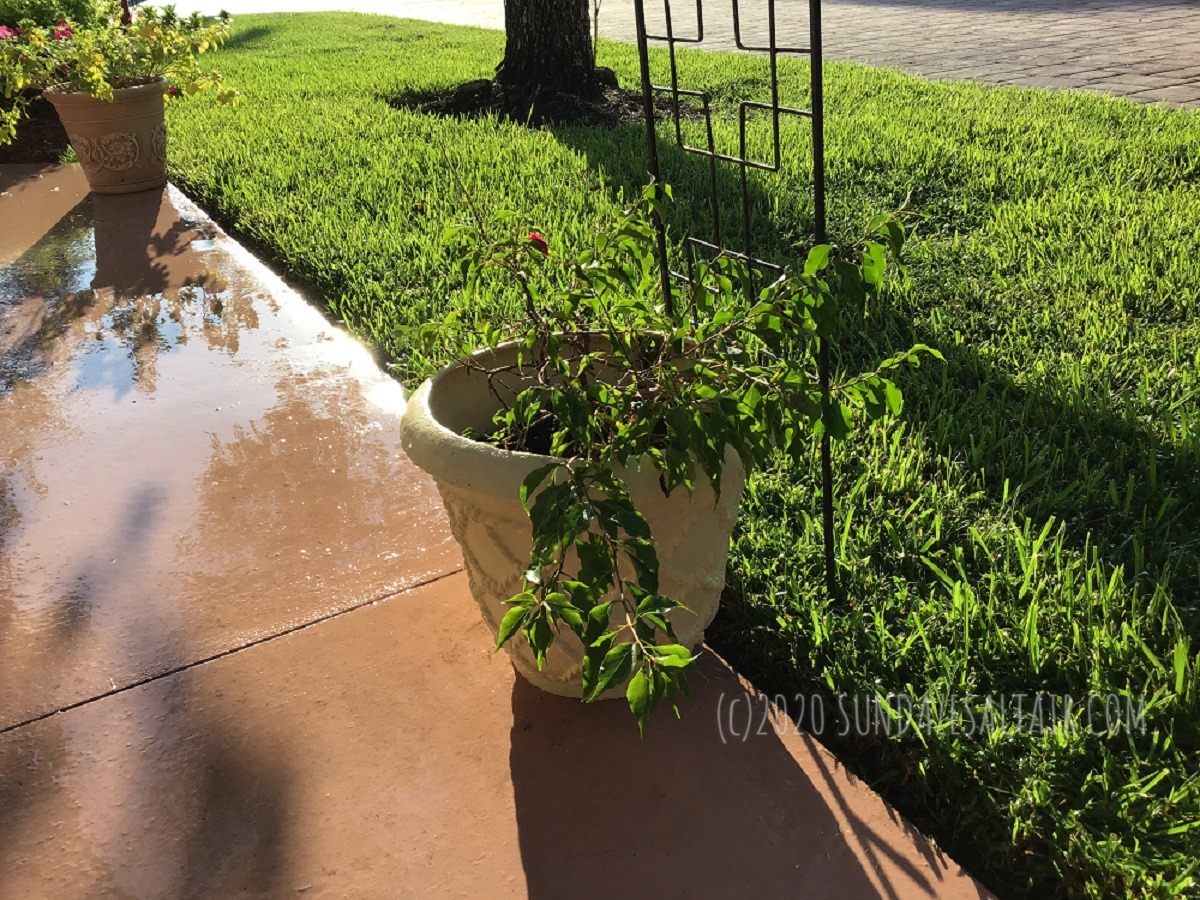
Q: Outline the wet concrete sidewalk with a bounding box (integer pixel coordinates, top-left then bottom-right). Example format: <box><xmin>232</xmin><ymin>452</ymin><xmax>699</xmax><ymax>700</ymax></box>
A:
<box><xmin>0</xmin><ymin>164</ymin><xmax>458</xmax><ymax>731</ymax></box>
<box><xmin>0</xmin><ymin>165</ymin><xmax>986</xmax><ymax>898</ymax></box>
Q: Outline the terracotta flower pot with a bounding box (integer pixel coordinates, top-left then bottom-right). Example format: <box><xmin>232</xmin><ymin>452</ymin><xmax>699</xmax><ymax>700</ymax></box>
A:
<box><xmin>45</xmin><ymin>79</ymin><xmax>168</xmax><ymax>195</ymax></box>
<box><xmin>401</xmin><ymin>342</ymin><xmax>746</xmax><ymax>698</ymax></box>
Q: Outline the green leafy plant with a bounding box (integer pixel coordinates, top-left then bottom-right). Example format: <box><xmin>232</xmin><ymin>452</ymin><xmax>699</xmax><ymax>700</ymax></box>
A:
<box><xmin>0</xmin><ymin>0</ymin><xmax>112</xmax><ymax>28</ymax></box>
<box><xmin>430</xmin><ymin>186</ymin><xmax>940</xmax><ymax>732</ymax></box>
<box><xmin>0</xmin><ymin>4</ymin><xmax>236</xmax><ymax>144</ymax></box>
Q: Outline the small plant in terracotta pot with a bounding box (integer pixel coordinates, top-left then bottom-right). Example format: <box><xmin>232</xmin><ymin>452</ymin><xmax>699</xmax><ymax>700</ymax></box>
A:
<box><xmin>401</xmin><ymin>187</ymin><xmax>940</xmax><ymax>731</ymax></box>
<box><xmin>0</xmin><ymin>4</ymin><xmax>236</xmax><ymax>192</ymax></box>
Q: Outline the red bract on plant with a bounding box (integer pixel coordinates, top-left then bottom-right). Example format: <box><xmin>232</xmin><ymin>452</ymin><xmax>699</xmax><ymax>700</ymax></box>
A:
<box><xmin>52</xmin><ymin>20</ymin><xmax>72</xmax><ymax>40</ymax></box>
<box><xmin>527</xmin><ymin>231</ymin><xmax>549</xmax><ymax>256</ymax></box>
<box><xmin>0</xmin><ymin>25</ymin><xmax>17</xmax><ymax>39</ymax></box>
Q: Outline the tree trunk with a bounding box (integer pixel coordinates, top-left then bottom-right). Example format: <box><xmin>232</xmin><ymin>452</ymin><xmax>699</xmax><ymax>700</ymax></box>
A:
<box><xmin>496</xmin><ymin>0</ymin><xmax>596</xmax><ymax>96</ymax></box>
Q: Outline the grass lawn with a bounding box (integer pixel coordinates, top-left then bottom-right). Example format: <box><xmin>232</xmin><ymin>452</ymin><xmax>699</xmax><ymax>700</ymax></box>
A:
<box><xmin>164</xmin><ymin>13</ymin><xmax>1200</xmax><ymax>898</ymax></box>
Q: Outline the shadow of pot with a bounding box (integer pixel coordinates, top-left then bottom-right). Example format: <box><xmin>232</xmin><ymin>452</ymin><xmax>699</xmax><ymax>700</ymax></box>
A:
<box><xmin>90</xmin><ymin>187</ymin><xmax>173</xmax><ymax>296</ymax></box>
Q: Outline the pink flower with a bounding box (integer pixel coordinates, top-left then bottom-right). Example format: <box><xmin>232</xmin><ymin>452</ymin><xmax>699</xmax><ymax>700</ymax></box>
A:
<box><xmin>53</xmin><ymin>20</ymin><xmax>72</xmax><ymax>40</ymax></box>
<box><xmin>0</xmin><ymin>25</ymin><xmax>17</xmax><ymax>39</ymax></box>
<box><xmin>167</xmin><ymin>85</ymin><xmax>179</xmax><ymax>96</ymax></box>
<box><xmin>527</xmin><ymin>231</ymin><xmax>549</xmax><ymax>256</ymax></box>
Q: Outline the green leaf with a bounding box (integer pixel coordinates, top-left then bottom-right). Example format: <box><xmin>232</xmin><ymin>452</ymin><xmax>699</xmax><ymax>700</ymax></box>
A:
<box><xmin>495</xmin><ymin>605</ymin><xmax>528</xmax><ymax>651</ymax></box>
<box><xmin>883</xmin><ymin>380</ymin><xmax>904</xmax><ymax>415</ymax></box>
<box><xmin>626</xmin><ymin>668</ymin><xmax>652</xmax><ymax>734</ymax></box>
<box><xmin>582</xmin><ymin>632</ymin><xmax>616</xmax><ymax>696</ymax></box>
<box><xmin>545</xmin><ymin>592</ymin><xmax>584</xmax><ymax>633</ymax></box>
<box><xmin>520</xmin><ymin>463</ymin><xmax>559</xmax><ymax>507</ymax></box>
<box><xmin>590</xmin><ymin>641</ymin><xmax>634</xmax><ymax>699</ymax></box>
<box><xmin>821</xmin><ymin>396</ymin><xmax>853</xmax><ymax>441</ymax></box>
<box><xmin>528</xmin><ymin>614</ymin><xmax>554</xmax><ymax>669</ymax></box>
<box><xmin>636</xmin><ymin>593</ymin><xmax>680</xmax><ymax>616</ymax></box>
<box><xmin>622</xmin><ymin>538</ymin><xmax>660</xmax><ymax>592</ymax></box>
<box><xmin>803</xmin><ymin>243</ymin><xmax>833</xmax><ymax>276</ymax></box>
<box><xmin>881</xmin><ymin>220</ymin><xmax>905</xmax><ymax>259</ymax></box>
<box><xmin>652</xmin><ymin>644</ymin><xmax>697</xmax><ymax>668</ymax></box>
<box><xmin>912</xmin><ymin>342</ymin><xmax>945</xmax><ymax>361</ymax></box>
<box><xmin>584</xmin><ymin>600</ymin><xmax>616</xmax><ymax>644</ymax></box>
<box><xmin>861</xmin><ymin>241</ymin><xmax>887</xmax><ymax>287</ymax></box>
<box><xmin>577</xmin><ymin>537</ymin><xmax>615</xmax><ymax>591</ymax></box>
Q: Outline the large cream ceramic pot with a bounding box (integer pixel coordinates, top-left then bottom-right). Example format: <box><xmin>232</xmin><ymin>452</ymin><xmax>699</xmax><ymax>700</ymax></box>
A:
<box><xmin>401</xmin><ymin>342</ymin><xmax>745</xmax><ymax>697</ymax></box>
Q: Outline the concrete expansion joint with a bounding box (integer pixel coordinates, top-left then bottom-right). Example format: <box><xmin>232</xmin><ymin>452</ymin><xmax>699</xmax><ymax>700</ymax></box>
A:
<box><xmin>0</xmin><ymin>569</ymin><xmax>464</xmax><ymax>738</ymax></box>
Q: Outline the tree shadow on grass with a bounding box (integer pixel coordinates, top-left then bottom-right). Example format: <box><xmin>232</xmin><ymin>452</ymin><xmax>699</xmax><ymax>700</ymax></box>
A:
<box><xmin>545</xmin><ymin>111</ymin><xmax>1199</xmax><ymax>629</ymax></box>
<box><xmin>893</xmin><ymin>320</ymin><xmax>1198</xmax><ymax>615</ymax></box>
<box><xmin>214</xmin><ymin>23</ymin><xmax>272</xmax><ymax>52</ymax></box>
<box><xmin>549</xmin><ymin>113</ymin><xmax>818</xmax><ymax>264</ymax></box>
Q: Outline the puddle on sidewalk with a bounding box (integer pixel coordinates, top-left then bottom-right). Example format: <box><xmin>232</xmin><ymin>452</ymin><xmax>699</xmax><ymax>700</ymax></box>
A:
<box><xmin>0</xmin><ymin>166</ymin><xmax>459</xmax><ymax>729</ymax></box>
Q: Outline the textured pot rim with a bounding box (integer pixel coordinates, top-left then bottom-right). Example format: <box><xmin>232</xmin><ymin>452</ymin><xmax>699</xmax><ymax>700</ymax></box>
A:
<box><xmin>402</xmin><ymin>341</ymin><xmax>682</xmax><ymax>501</ymax></box>
<box><xmin>43</xmin><ymin>77</ymin><xmax>167</xmax><ymax>105</ymax></box>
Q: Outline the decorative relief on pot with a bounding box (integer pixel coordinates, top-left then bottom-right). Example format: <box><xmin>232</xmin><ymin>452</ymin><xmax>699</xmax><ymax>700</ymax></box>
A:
<box><xmin>152</xmin><ymin>125</ymin><xmax>168</xmax><ymax>163</ymax></box>
<box><xmin>72</xmin><ymin>132</ymin><xmax>141</xmax><ymax>173</ymax></box>
<box><xmin>432</xmin><ymin>467</ymin><xmax>745</xmax><ymax>698</ymax></box>
<box><xmin>435</xmin><ymin>481</ymin><xmax>593</xmax><ymax>693</ymax></box>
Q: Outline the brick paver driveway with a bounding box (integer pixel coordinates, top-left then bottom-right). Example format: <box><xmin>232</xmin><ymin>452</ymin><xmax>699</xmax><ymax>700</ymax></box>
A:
<box><xmin>600</xmin><ymin>0</ymin><xmax>1200</xmax><ymax>106</ymax></box>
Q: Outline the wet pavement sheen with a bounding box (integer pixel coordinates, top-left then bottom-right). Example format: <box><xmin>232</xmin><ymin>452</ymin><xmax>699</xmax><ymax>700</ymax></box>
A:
<box><xmin>0</xmin><ymin>165</ymin><xmax>459</xmax><ymax>730</ymax></box>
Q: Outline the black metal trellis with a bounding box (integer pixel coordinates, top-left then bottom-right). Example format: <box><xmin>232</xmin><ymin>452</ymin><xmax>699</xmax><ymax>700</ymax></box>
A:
<box><xmin>631</xmin><ymin>0</ymin><xmax>840</xmax><ymax>600</ymax></box>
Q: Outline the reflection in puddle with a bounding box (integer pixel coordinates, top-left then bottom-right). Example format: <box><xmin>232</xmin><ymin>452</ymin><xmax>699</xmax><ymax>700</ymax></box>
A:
<box><xmin>73</xmin><ymin>286</ymin><xmax>249</xmax><ymax>399</ymax></box>
<box><xmin>1</xmin><ymin>187</ymin><xmax>250</xmax><ymax>398</ymax></box>
<box><xmin>0</xmin><ymin>169</ymin><xmax>450</xmax><ymax>736</ymax></box>
<box><xmin>0</xmin><ymin>205</ymin><xmax>96</xmax><ymax>393</ymax></box>
<box><xmin>0</xmin><ymin>203</ymin><xmax>96</xmax><ymax>300</ymax></box>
